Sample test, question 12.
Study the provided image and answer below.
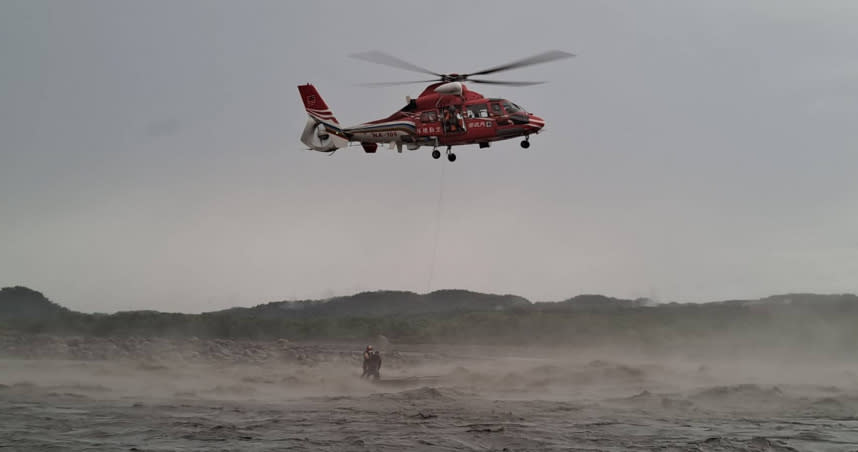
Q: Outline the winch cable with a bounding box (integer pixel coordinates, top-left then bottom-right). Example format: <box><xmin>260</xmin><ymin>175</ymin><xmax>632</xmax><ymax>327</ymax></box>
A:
<box><xmin>427</xmin><ymin>161</ymin><xmax>446</xmax><ymax>293</ymax></box>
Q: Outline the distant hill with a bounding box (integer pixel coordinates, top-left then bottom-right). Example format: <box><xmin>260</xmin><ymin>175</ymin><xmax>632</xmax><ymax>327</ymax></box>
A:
<box><xmin>542</xmin><ymin>294</ymin><xmax>648</xmax><ymax>310</ymax></box>
<box><xmin>746</xmin><ymin>293</ymin><xmax>858</xmax><ymax>307</ymax></box>
<box><xmin>0</xmin><ymin>286</ymin><xmax>70</xmax><ymax>321</ymax></box>
<box><xmin>2</xmin><ymin>286</ymin><xmax>857</xmax><ymax>350</ymax></box>
<box><xmin>227</xmin><ymin>289</ymin><xmax>531</xmax><ymax>318</ymax></box>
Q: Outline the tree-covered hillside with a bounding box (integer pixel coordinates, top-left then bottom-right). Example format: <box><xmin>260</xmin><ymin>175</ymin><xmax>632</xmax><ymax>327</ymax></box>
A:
<box><xmin>2</xmin><ymin>287</ymin><xmax>857</xmax><ymax>356</ymax></box>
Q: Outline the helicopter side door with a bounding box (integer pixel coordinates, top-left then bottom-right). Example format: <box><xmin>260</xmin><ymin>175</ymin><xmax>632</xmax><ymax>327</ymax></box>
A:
<box><xmin>490</xmin><ymin>101</ymin><xmax>510</xmax><ymax>126</ymax></box>
<box><xmin>440</xmin><ymin>105</ymin><xmax>467</xmax><ymax>135</ymax></box>
<box><xmin>464</xmin><ymin>102</ymin><xmax>495</xmax><ymax>141</ymax></box>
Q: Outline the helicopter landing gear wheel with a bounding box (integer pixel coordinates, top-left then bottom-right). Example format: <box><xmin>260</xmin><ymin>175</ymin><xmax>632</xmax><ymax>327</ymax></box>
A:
<box><xmin>447</xmin><ymin>153</ymin><xmax>457</xmax><ymax>162</ymax></box>
<box><xmin>432</xmin><ymin>149</ymin><xmax>441</xmax><ymax>159</ymax></box>
<box><xmin>520</xmin><ymin>138</ymin><xmax>531</xmax><ymax>149</ymax></box>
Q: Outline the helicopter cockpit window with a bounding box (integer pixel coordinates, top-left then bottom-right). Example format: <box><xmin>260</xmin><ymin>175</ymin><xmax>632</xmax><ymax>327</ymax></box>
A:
<box><xmin>490</xmin><ymin>103</ymin><xmax>503</xmax><ymax>116</ymax></box>
<box><xmin>502</xmin><ymin>101</ymin><xmax>522</xmax><ymax>114</ymax></box>
<box><xmin>466</xmin><ymin>103</ymin><xmax>489</xmax><ymax>119</ymax></box>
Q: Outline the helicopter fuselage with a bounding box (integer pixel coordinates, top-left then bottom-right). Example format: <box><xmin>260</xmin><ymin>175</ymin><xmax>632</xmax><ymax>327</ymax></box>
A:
<box><xmin>341</xmin><ymin>82</ymin><xmax>544</xmax><ymax>153</ymax></box>
<box><xmin>299</xmin><ymin>50</ymin><xmax>570</xmax><ymax>160</ymax></box>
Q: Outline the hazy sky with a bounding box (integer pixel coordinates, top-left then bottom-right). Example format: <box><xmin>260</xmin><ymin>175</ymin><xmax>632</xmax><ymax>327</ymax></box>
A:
<box><xmin>2</xmin><ymin>1</ymin><xmax>857</xmax><ymax>313</ymax></box>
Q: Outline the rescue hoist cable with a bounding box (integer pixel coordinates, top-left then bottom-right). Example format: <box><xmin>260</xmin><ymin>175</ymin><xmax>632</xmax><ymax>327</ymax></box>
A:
<box><xmin>427</xmin><ymin>160</ymin><xmax>446</xmax><ymax>293</ymax></box>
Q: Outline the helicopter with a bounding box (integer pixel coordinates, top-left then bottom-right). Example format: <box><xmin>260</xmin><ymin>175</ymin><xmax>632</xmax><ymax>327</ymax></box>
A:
<box><xmin>298</xmin><ymin>50</ymin><xmax>574</xmax><ymax>162</ymax></box>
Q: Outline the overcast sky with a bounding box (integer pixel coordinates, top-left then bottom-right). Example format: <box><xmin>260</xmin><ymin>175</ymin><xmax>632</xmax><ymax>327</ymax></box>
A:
<box><xmin>2</xmin><ymin>1</ymin><xmax>857</xmax><ymax>313</ymax></box>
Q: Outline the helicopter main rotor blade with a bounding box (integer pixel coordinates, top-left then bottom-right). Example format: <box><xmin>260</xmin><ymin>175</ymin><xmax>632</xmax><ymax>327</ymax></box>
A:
<box><xmin>357</xmin><ymin>79</ymin><xmax>440</xmax><ymax>87</ymax></box>
<box><xmin>350</xmin><ymin>51</ymin><xmax>441</xmax><ymax>77</ymax></box>
<box><xmin>468</xmin><ymin>79</ymin><xmax>546</xmax><ymax>86</ymax></box>
<box><xmin>466</xmin><ymin>50</ymin><xmax>575</xmax><ymax>77</ymax></box>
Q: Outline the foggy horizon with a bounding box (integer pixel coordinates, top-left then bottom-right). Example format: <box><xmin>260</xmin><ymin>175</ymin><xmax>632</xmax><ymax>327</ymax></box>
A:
<box><xmin>2</xmin><ymin>1</ymin><xmax>857</xmax><ymax>314</ymax></box>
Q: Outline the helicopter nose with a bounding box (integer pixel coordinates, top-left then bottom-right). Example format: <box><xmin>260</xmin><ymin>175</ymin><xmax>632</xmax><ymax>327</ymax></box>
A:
<box><xmin>528</xmin><ymin>114</ymin><xmax>545</xmax><ymax>131</ymax></box>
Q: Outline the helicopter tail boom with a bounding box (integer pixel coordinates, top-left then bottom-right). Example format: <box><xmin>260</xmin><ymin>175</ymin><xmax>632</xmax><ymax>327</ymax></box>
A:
<box><xmin>298</xmin><ymin>84</ymin><xmax>349</xmax><ymax>152</ymax></box>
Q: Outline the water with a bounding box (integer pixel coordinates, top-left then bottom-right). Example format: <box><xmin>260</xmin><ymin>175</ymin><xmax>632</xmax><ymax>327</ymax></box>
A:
<box><xmin>2</xmin><ymin>343</ymin><xmax>858</xmax><ymax>451</ymax></box>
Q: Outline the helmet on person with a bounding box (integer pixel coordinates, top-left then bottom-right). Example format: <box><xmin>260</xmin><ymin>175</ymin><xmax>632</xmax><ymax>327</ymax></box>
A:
<box><xmin>366</xmin><ymin>345</ymin><xmax>373</xmax><ymax>351</ymax></box>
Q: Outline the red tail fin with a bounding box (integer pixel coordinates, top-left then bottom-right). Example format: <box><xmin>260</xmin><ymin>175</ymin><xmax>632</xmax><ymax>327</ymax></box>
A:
<box><xmin>298</xmin><ymin>84</ymin><xmax>340</xmax><ymax>125</ymax></box>
<box><xmin>298</xmin><ymin>84</ymin><xmax>348</xmax><ymax>152</ymax></box>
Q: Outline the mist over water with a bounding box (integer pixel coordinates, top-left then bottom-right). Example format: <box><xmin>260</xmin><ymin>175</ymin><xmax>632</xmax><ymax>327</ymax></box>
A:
<box><xmin>2</xmin><ymin>331</ymin><xmax>858</xmax><ymax>451</ymax></box>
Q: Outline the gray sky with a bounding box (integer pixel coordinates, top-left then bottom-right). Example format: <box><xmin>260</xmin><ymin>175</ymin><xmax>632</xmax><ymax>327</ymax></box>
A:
<box><xmin>2</xmin><ymin>0</ymin><xmax>857</xmax><ymax>313</ymax></box>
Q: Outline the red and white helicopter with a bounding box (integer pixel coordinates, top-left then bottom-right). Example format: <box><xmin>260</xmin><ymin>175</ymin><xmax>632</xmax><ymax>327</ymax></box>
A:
<box><xmin>298</xmin><ymin>50</ymin><xmax>573</xmax><ymax>162</ymax></box>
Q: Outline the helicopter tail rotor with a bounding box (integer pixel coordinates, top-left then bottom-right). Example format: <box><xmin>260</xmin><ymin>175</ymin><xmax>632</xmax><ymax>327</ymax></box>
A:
<box><xmin>298</xmin><ymin>84</ymin><xmax>349</xmax><ymax>152</ymax></box>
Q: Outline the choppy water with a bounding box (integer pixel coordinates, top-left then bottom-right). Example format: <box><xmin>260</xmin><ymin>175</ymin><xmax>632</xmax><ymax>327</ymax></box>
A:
<box><xmin>2</xmin><ymin>347</ymin><xmax>858</xmax><ymax>451</ymax></box>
